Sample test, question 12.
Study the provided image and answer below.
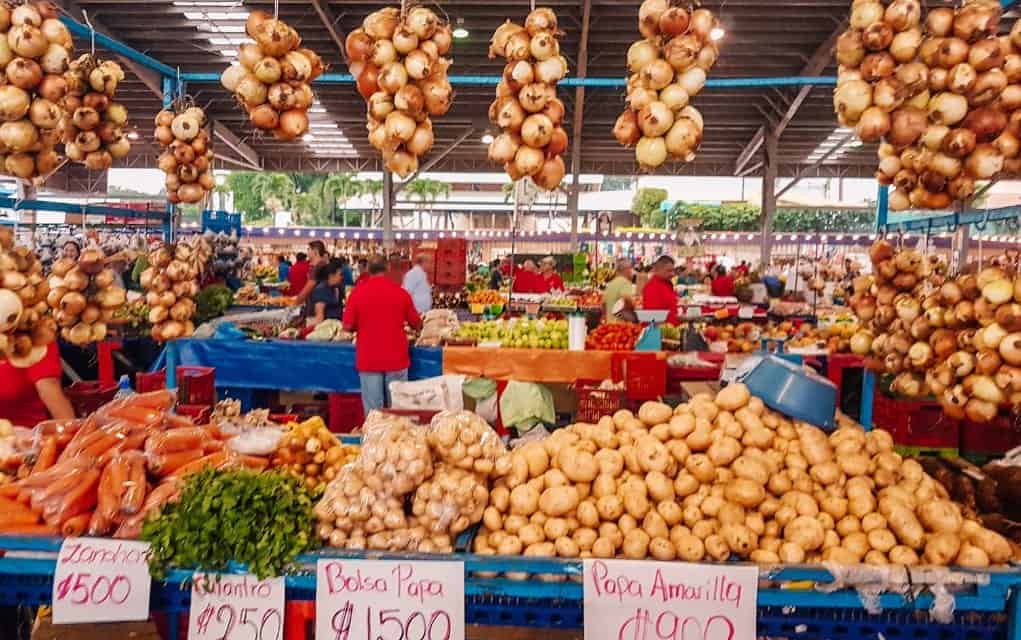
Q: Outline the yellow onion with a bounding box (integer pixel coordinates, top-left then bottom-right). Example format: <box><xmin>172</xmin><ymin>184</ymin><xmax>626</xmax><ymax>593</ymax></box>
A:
<box><xmin>885</xmin><ymin>0</ymin><xmax>921</xmax><ymax>32</ymax></box>
<box><xmin>665</xmin><ymin>117</ymin><xmax>701</xmax><ymax>161</ymax></box>
<box><xmin>878</xmin><ymin>154</ymin><xmax>901</xmax><ymax>177</ymax></box>
<box><xmin>856</xmin><ymin>107</ymin><xmax>890</xmax><ymax>141</ymax></box>
<box><xmin>968</xmin><ymin>70</ymin><xmax>1007</xmax><ymax>106</ymax></box>
<box><xmin>394</xmin><ymin>84</ymin><xmax>425</xmax><ymax>116</ymax></box>
<box><xmin>943</xmin><ymin>128</ymin><xmax>976</xmax><ymax>158</ymax></box>
<box><xmin>529</xmin><ymin>32</ymin><xmax>558</xmax><ymax>61</ymax></box>
<box><xmin>406</xmin><ymin>122</ymin><xmax>434</xmax><ymax>156</ymax></box>
<box><xmin>642</xmin><ymin>59</ymin><xmax>673</xmax><ymax>90</ymax></box>
<box><xmin>658</xmin><ymin>7</ymin><xmax>689</xmax><ymax>38</ymax></box>
<box><xmin>677</xmin><ymin>66</ymin><xmax>706</xmax><ymax>97</ymax></box>
<box><xmin>920</xmin><ymin>124</ymin><xmax>949</xmax><ymax>151</ymax></box>
<box><xmin>965</xmin><ymin>144</ymin><xmax>1004</xmax><ymax>179</ymax></box>
<box><xmin>863</xmin><ymin>22</ymin><xmax>893</xmax><ymax>52</ymax></box>
<box><xmin>488</xmin><ymin>132</ymin><xmax>521</xmax><ymax>163</ymax></box>
<box><xmin>890</xmin><ymin>29</ymin><xmax>922</xmax><ymax>63</ymax></box>
<box><xmin>249</xmin><ymin>103</ymin><xmax>278</xmax><ymax>130</ymax></box>
<box><xmin>364</xmin><ymin>8</ymin><xmax>399</xmax><ymax>40</ymax></box>
<box><xmin>253</xmin><ymin>56</ymin><xmax>282</xmax><ymax>84</ymax></box>
<box><xmin>235</xmin><ymin>74</ymin><xmax>267</xmax><ymax>107</ymax></box>
<box><xmin>504</xmin><ymin>30</ymin><xmax>531</xmax><ymax>61</ymax></box>
<box><xmin>513</xmin><ymin>144</ymin><xmax>544</xmax><ymax>176</ymax></box>
<box><xmin>836</xmin><ymin>30</ymin><xmax>865</xmax><ymax>67</ymax></box>
<box><xmin>659</xmin><ymin>84</ymin><xmax>690</xmax><ymax>111</ymax></box>
<box><xmin>520</xmin><ymin>113</ymin><xmax>554</xmax><ymax>147</ymax></box>
<box><xmin>6</xmin><ymin>57</ymin><xmax>41</xmax><ymax>90</ymax></box>
<box><xmin>532</xmin><ymin>155</ymin><xmax>565</xmax><ymax>191</ymax></box>
<box><xmin>613</xmin><ymin>110</ymin><xmax>640</xmax><ymax>146</ymax></box>
<box><xmin>963</xmin><ymin>106</ymin><xmax>1007</xmax><ymax>142</ymax></box>
<box><xmin>368</xmin><ymin>91</ymin><xmax>394</xmax><ymax>121</ymax></box>
<box><xmin>0</xmin><ymin>85</ymin><xmax>29</xmax><ymax>121</ymax></box>
<box><xmin>518</xmin><ymin>83</ymin><xmax>548</xmax><ymax>113</ymax></box>
<box><xmin>421</xmin><ymin>77</ymin><xmax>452</xmax><ymax>116</ymax></box>
<box><xmin>627</xmin><ymin>86</ymin><xmax>657</xmax><ymax>111</ymax></box>
<box><xmin>929</xmin><ymin>68</ymin><xmax>949</xmax><ymax>92</ymax></box>
<box><xmin>407</xmin><ymin>7</ymin><xmax>438</xmax><ymax>40</ymax></box>
<box><xmin>895</xmin><ymin>62</ymin><xmax>928</xmax><ymax>94</ymax></box>
<box><xmin>894</xmin><ymin>168</ymin><xmax>918</xmax><ymax>190</ymax></box>
<box><xmin>954</xmin><ymin>3</ymin><xmax>1001</xmax><ymax>43</ymax></box>
<box><xmin>969</xmin><ymin>38</ymin><xmax>1005</xmax><ymax>73</ymax></box>
<box><xmin>928</xmin><ymin>92</ymin><xmax>968</xmax><ymax>125</ymax></box>
<box><xmin>0</xmin><ymin>120</ymin><xmax>36</xmax><ymax>151</ymax></box>
<box><xmin>238</xmin><ymin>43</ymin><xmax>263</xmax><ymax>71</ymax></box>
<box><xmin>637</xmin><ymin>101</ymin><xmax>673</xmax><ymax>138</ymax></box>
<box><xmin>889</xmin><ymin>187</ymin><xmax>911</xmax><ymax>211</ymax></box>
<box><xmin>994</xmin><ymin>130</ymin><xmax>1021</xmax><ymax>159</ymax></box>
<box><xmin>535</xmin><ymin>56</ymin><xmax>566</xmax><ymax>84</ymax></box>
<box><xmin>887</xmin><ymin>106</ymin><xmax>926</xmax><ymax>146</ymax></box>
<box><xmin>937</xmin><ymin>38</ymin><xmax>970</xmax><ymax>68</ymax></box>
<box><xmin>688</xmin><ymin>8</ymin><xmax>716</xmax><ymax>41</ymax></box>
<box><xmin>404</xmin><ymin>49</ymin><xmax>432</xmax><ymax>80</ymax></box>
<box><xmin>860</xmin><ymin>53</ymin><xmax>895</xmax><ymax>82</ymax></box>
<box><xmin>873</xmin><ymin>77</ymin><xmax>906</xmax><ymax>112</ymax></box>
<box><xmin>850</xmin><ymin>1</ymin><xmax>884</xmax><ymax>30</ymax></box>
<box><xmin>627</xmin><ymin>40</ymin><xmax>659</xmax><ymax>74</ymax></box>
<box><xmin>948</xmin><ymin>174</ymin><xmax>976</xmax><ymax>200</ymax></box>
<box><xmin>378</xmin><ymin>61</ymin><xmax>408</xmax><ymax>94</ymax></box>
<box><xmin>636</xmin><ymin>135</ymin><xmax>667</xmax><ymax>169</ymax></box>
<box><xmin>268</xmin><ymin>82</ymin><xmax>298</xmax><ymax>110</ymax></box>
<box><xmin>948</xmin><ymin>63</ymin><xmax>977</xmax><ymax>94</ymax></box>
<box><xmin>664</xmin><ymin>33</ymin><xmax>700</xmax><ymax>72</ymax></box>
<box><xmin>385</xmin><ymin>110</ymin><xmax>416</xmax><ymax>142</ymax></box>
<box><xmin>220</xmin><ymin>64</ymin><xmax>247</xmax><ymax>93</ymax></box>
<box><xmin>999</xmin><ymin>84</ymin><xmax>1021</xmax><ymax>111</ymax></box>
<box><xmin>926</xmin><ymin>8</ymin><xmax>955</xmax><ymax>37</ymax></box>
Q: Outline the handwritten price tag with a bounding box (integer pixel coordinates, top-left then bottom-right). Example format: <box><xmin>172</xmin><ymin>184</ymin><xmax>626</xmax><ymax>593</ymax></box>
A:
<box><xmin>188</xmin><ymin>573</ymin><xmax>285</xmax><ymax>640</ymax></box>
<box><xmin>52</xmin><ymin>537</ymin><xmax>152</xmax><ymax>624</ymax></box>
<box><xmin>315</xmin><ymin>559</ymin><xmax>464</xmax><ymax>640</ymax></box>
<box><xmin>583</xmin><ymin>559</ymin><xmax>758</xmax><ymax>640</ymax></box>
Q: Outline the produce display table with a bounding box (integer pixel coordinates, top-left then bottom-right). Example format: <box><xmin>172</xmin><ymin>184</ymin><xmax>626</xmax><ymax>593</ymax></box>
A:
<box><xmin>1</xmin><ymin>535</ymin><xmax>1019</xmax><ymax>639</ymax></box>
<box><xmin>443</xmin><ymin>346</ymin><xmax>625</xmax><ymax>383</ymax></box>
<box><xmin>152</xmin><ymin>339</ymin><xmax>443</xmax><ymax>393</ymax></box>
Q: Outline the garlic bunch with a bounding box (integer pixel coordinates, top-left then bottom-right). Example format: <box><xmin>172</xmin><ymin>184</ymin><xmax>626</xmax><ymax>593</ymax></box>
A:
<box><xmin>47</xmin><ymin>245</ymin><xmax>126</xmax><ymax>346</ymax></box>
<box><xmin>220</xmin><ymin>11</ymin><xmax>323</xmax><ymax>141</ymax></box>
<box><xmin>154</xmin><ymin>104</ymin><xmax>213</xmax><ymax>205</ymax></box>
<box><xmin>0</xmin><ymin>227</ymin><xmax>54</xmax><ymax>367</ymax></box>
<box><xmin>614</xmin><ymin>0</ymin><xmax>717</xmax><ymax>169</ymax></box>
<box><xmin>62</xmin><ymin>55</ymin><xmax>130</xmax><ymax>170</ymax></box>
<box><xmin>487</xmin><ymin>8</ymin><xmax>568</xmax><ymax>190</ymax></box>
<box><xmin>347</xmin><ymin>6</ymin><xmax>453</xmax><ymax>177</ymax></box>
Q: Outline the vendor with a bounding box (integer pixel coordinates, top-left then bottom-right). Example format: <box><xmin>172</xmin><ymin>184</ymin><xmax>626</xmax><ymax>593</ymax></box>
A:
<box><xmin>511</xmin><ymin>259</ymin><xmax>541</xmax><ymax>293</ymax></box>
<box><xmin>343</xmin><ymin>255</ymin><xmax>422</xmax><ymax>413</ymax></box>
<box><xmin>0</xmin><ymin>343</ymin><xmax>75</xmax><ymax>426</ymax></box>
<box><xmin>603</xmin><ymin>258</ymin><xmax>635</xmax><ymax>321</ymax></box>
<box><xmin>307</xmin><ymin>259</ymin><xmax>344</xmax><ymax>327</ymax></box>
<box><xmin>642</xmin><ymin>255</ymin><xmax>680</xmax><ymax>325</ymax></box>
<box><xmin>537</xmin><ymin>256</ymin><xmax>564</xmax><ymax>293</ymax></box>
<box><xmin>293</xmin><ymin>241</ymin><xmax>329</xmax><ymax>304</ymax></box>
<box><xmin>711</xmin><ymin>265</ymin><xmax>737</xmax><ymax>297</ymax></box>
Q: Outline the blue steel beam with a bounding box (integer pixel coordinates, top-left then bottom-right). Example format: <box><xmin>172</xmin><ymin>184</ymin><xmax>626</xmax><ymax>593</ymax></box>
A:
<box><xmin>60</xmin><ymin>16</ymin><xmax>177</xmax><ymax>79</ymax></box>
<box><xmin>879</xmin><ymin>205</ymin><xmax>1021</xmax><ymax>233</ymax></box>
<box><xmin>0</xmin><ymin>197</ymin><xmax>167</xmax><ymax>221</ymax></box>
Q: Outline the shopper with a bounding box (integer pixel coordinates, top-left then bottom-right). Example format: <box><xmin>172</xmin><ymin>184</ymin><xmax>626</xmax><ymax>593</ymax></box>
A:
<box><xmin>61</xmin><ymin>240</ymin><xmax>80</xmax><ymax>262</ymax></box>
<box><xmin>293</xmin><ymin>241</ymin><xmax>329</xmax><ymax>304</ymax></box>
<box><xmin>0</xmin><ymin>342</ymin><xmax>75</xmax><ymax>426</ymax></box>
<box><xmin>488</xmin><ymin>259</ymin><xmax>503</xmax><ymax>289</ymax></box>
<box><xmin>339</xmin><ymin>256</ymin><xmax>355</xmax><ymax>287</ymax></box>
<box><xmin>603</xmin><ymin>258</ymin><xmax>635</xmax><ymax>320</ymax></box>
<box><xmin>307</xmin><ymin>259</ymin><xmax>345</xmax><ymax>327</ymax></box>
<box><xmin>642</xmin><ymin>255</ymin><xmax>680</xmax><ymax>325</ymax></box>
<box><xmin>355</xmin><ymin>258</ymin><xmax>370</xmax><ymax>285</ymax></box>
<box><xmin>343</xmin><ymin>255</ymin><xmax>422</xmax><ymax>413</ymax></box>
<box><xmin>512</xmin><ymin>259</ymin><xmax>541</xmax><ymax>293</ymax></box>
<box><xmin>277</xmin><ymin>254</ymin><xmax>291</xmax><ymax>282</ymax></box>
<box><xmin>711</xmin><ymin>265</ymin><xmax>737</xmax><ymax>297</ymax></box>
<box><xmin>287</xmin><ymin>252</ymin><xmax>309</xmax><ymax>296</ymax></box>
<box><xmin>537</xmin><ymin>256</ymin><xmax>564</xmax><ymax>293</ymax></box>
<box><xmin>403</xmin><ymin>254</ymin><xmax>433</xmax><ymax>314</ymax></box>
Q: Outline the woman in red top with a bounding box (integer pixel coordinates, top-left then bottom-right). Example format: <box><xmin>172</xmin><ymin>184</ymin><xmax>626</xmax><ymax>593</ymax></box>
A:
<box><xmin>710</xmin><ymin>265</ymin><xmax>737</xmax><ymax>297</ymax></box>
<box><xmin>537</xmin><ymin>256</ymin><xmax>564</xmax><ymax>293</ymax></box>
<box><xmin>642</xmin><ymin>256</ymin><xmax>681</xmax><ymax>325</ymax></box>
<box><xmin>0</xmin><ymin>343</ymin><xmax>74</xmax><ymax>426</ymax></box>
<box><xmin>511</xmin><ymin>260</ymin><xmax>543</xmax><ymax>293</ymax></box>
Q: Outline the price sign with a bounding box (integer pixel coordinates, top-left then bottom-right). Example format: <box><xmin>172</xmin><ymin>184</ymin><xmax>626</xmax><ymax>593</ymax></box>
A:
<box><xmin>52</xmin><ymin>537</ymin><xmax>152</xmax><ymax>624</ymax></box>
<box><xmin>188</xmin><ymin>573</ymin><xmax>285</xmax><ymax>640</ymax></box>
<box><xmin>583</xmin><ymin>559</ymin><xmax>758</xmax><ymax>640</ymax></box>
<box><xmin>315</xmin><ymin>559</ymin><xmax>464</xmax><ymax>640</ymax></box>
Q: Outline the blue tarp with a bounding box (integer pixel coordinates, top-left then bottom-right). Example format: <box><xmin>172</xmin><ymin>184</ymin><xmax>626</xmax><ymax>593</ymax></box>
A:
<box><xmin>151</xmin><ymin>339</ymin><xmax>443</xmax><ymax>393</ymax></box>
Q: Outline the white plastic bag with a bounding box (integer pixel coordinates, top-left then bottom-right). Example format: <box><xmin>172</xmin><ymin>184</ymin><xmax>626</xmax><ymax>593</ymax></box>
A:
<box><xmin>389</xmin><ymin>375</ymin><xmax>465</xmax><ymax>412</ymax></box>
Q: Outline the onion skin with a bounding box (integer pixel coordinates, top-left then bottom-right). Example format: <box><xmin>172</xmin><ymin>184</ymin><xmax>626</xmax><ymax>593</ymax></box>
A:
<box><xmin>887</xmin><ymin>107</ymin><xmax>927</xmax><ymax>147</ymax></box>
<box><xmin>613</xmin><ymin>110</ymin><xmax>640</xmax><ymax>146</ymax></box>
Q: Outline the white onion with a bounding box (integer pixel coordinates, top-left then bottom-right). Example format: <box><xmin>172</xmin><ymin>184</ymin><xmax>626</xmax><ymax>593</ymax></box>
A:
<box><xmin>833</xmin><ymin>80</ymin><xmax>872</xmax><ymax>124</ymax></box>
<box><xmin>850</xmin><ymin>1</ymin><xmax>884</xmax><ymax>30</ymax></box>
<box><xmin>636</xmin><ymin>136</ymin><xmax>667</xmax><ymax>169</ymax></box>
<box><xmin>658</xmin><ymin>84</ymin><xmax>690</xmax><ymax>111</ymax></box>
<box><xmin>385</xmin><ymin>110</ymin><xmax>416</xmax><ymax>142</ymax></box>
<box><xmin>638</xmin><ymin>101</ymin><xmax>674</xmax><ymax>137</ymax></box>
<box><xmin>677</xmin><ymin>67</ymin><xmax>706</xmax><ymax>97</ymax></box>
<box><xmin>664</xmin><ymin>118</ymin><xmax>701</xmax><ymax>161</ymax></box>
<box><xmin>627</xmin><ymin>40</ymin><xmax>659</xmax><ymax>74</ymax></box>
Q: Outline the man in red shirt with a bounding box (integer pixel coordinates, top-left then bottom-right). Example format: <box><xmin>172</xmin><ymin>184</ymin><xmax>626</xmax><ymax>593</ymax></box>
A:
<box><xmin>0</xmin><ymin>342</ymin><xmax>75</xmax><ymax>426</ymax></box>
<box><xmin>512</xmin><ymin>259</ymin><xmax>541</xmax><ymax>294</ymax></box>
<box><xmin>343</xmin><ymin>255</ymin><xmax>423</xmax><ymax>413</ymax></box>
<box><xmin>642</xmin><ymin>255</ymin><xmax>681</xmax><ymax>325</ymax></box>
<box><xmin>537</xmin><ymin>256</ymin><xmax>565</xmax><ymax>293</ymax></box>
<box><xmin>711</xmin><ymin>265</ymin><xmax>737</xmax><ymax>297</ymax></box>
<box><xmin>286</xmin><ymin>252</ymin><xmax>309</xmax><ymax>296</ymax></box>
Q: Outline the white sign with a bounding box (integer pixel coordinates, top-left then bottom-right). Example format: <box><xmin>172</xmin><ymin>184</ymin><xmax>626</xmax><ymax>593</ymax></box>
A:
<box><xmin>315</xmin><ymin>559</ymin><xmax>464</xmax><ymax>640</ymax></box>
<box><xmin>583</xmin><ymin>559</ymin><xmax>758</xmax><ymax>640</ymax></box>
<box><xmin>52</xmin><ymin>537</ymin><xmax>152</xmax><ymax>624</ymax></box>
<box><xmin>188</xmin><ymin>573</ymin><xmax>285</xmax><ymax>640</ymax></box>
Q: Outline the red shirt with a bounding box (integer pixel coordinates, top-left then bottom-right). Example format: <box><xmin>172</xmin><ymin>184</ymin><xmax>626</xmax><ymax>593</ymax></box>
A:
<box><xmin>0</xmin><ymin>342</ymin><xmax>62</xmax><ymax>426</ymax></box>
<box><xmin>343</xmin><ymin>275</ymin><xmax>422</xmax><ymax>372</ymax></box>
<box><xmin>356</xmin><ymin>272</ymin><xmax>370</xmax><ymax>286</ymax></box>
<box><xmin>287</xmin><ymin>259</ymin><xmax>310</xmax><ymax>296</ymax></box>
<box><xmin>711</xmin><ymin>274</ymin><xmax>737</xmax><ymax>297</ymax></box>
<box><xmin>537</xmin><ymin>272</ymin><xmax>564</xmax><ymax>293</ymax></box>
<box><xmin>512</xmin><ymin>270</ymin><xmax>542</xmax><ymax>294</ymax></box>
<box><xmin>642</xmin><ymin>276</ymin><xmax>680</xmax><ymax>325</ymax></box>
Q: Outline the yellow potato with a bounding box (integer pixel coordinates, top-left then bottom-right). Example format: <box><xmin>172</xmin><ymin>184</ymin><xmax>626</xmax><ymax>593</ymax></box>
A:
<box><xmin>674</xmin><ymin>533</ymin><xmax>706</xmax><ymax>561</ymax></box>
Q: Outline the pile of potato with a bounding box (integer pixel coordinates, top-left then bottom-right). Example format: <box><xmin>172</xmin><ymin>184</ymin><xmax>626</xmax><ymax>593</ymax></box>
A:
<box><xmin>271</xmin><ymin>416</ymin><xmax>358</xmax><ymax>494</ymax></box>
<box><xmin>47</xmin><ymin>245</ymin><xmax>127</xmax><ymax>346</ymax></box>
<box><xmin>0</xmin><ymin>227</ymin><xmax>54</xmax><ymax>366</ymax></box>
<box><xmin>315</xmin><ymin>410</ymin><xmax>506</xmax><ymax>552</ymax></box>
<box><xmin>475</xmin><ymin>383</ymin><xmax>1013</xmax><ymax>566</ymax></box>
<box><xmin>62</xmin><ymin>55</ymin><xmax>131</xmax><ymax>170</ymax></box>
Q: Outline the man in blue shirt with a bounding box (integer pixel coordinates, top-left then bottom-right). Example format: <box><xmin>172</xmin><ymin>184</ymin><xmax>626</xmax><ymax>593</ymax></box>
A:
<box><xmin>277</xmin><ymin>254</ymin><xmax>290</xmax><ymax>282</ymax></box>
<box><xmin>402</xmin><ymin>254</ymin><xmax>433</xmax><ymax>314</ymax></box>
<box><xmin>339</xmin><ymin>256</ymin><xmax>354</xmax><ymax>287</ymax></box>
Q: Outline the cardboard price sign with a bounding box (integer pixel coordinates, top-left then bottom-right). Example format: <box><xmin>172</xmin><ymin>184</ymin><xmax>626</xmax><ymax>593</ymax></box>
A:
<box><xmin>315</xmin><ymin>559</ymin><xmax>464</xmax><ymax>640</ymax></box>
<box><xmin>188</xmin><ymin>573</ymin><xmax>285</xmax><ymax>640</ymax></box>
<box><xmin>583</xmin><ymin>559</ymin><xmax>758</xmax><ymax>640</ymax></box>
<box><xmin>52</xmin><ymin>538</ymin><xmax>152</xmax><ymax>624</ymax></box>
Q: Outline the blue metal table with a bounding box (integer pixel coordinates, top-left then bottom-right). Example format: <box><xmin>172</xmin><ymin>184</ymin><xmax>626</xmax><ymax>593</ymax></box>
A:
<box><xmin>1</xmin><ymin>536</ymin><xmax>1018</xmax><ymax>639</ymax></box>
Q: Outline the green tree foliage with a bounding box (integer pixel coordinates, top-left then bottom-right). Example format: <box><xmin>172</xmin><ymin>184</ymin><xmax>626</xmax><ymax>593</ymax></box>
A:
<box><xmin>666</xmin><ymin>201</ymin><xmax>876</xmax><ymax>232</ymax></box>
<box><xmin>221</xmin><ymin>172</ymin><xmax>269</xmax><ymax>223</ymax></box>
<box><xmin>631</xmin><ymin>187</ymin><xmax>669</xmax><ymax>228</ymax></box>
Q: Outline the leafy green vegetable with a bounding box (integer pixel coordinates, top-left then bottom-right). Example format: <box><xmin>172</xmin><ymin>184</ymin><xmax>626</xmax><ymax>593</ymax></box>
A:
<box><xmin>141</xmin><ymin>468</ymin><xmax>317</xmax><ymax>579</ymax></box>
<box><xmin>195</xmin><ymin>284</ymin><xmax>235</xmax><ymax>323</ymax></box>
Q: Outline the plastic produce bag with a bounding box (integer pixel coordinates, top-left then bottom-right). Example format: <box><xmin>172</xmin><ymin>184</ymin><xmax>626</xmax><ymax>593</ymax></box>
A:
<box><xmin>389</xmin><ymin>375</ymin><xmax>465</xmax><ymax>412</ymax></box>
<box><xmin>226</xmin><ymin>426</ymin><xmax>284</xmax><ymax>457</ymax></box>
<box><xmin>499</xmin><ymin>381</ymin><xmax>555</xmax><ymax>432</ymax></box>
<box><xmin>427</xmin><ymin>410</ymin><xmax>506</xmax><ymax>475</ymax></box>
<box><xmin>411</xmin><ymin>465</ymin><xmax>488</xmax><ymax>535</ymax></box>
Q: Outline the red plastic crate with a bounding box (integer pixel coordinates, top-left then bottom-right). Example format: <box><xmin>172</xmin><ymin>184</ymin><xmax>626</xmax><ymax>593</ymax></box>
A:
<box><xmin>328</xmin><ymin>393</ymin><xmax>364</xmax><ymax>433</ymax></box>
<box><xmin>575</xmin><ymin>379</ymin><xmax>624</xmax><ymax>423</ymax></box>
<box><xmin>826</xmin><ymin>353</ymin><xmax>866</xmax><ymax>401</ymax></box>
<box><xmin>611</xmin><ymin>353</ymin><xmax>667</xmax><ymax>401</ymax></box>
<box><xmin>175</xmin><ymin>404</ymin><xmax>212</xmax><ymax>424</ymax></box>
<box><xmin>65</xmin><ymin>381</ymin><xmax>118</xmax><ymax>417</ymax></box>
<box><xmin>136</xmin><ymin>370</ymin><xmax>166</xmax><ymax>393</ymax></box>
<box><xmin>667</xmin><ymin>352</ymin><xmax>724</xmax><ymax>385</ymax></box>
<box><xmin>872</xmin><ymin>393</ymin><xmax>959</xmax><ymax>449</ymax></box>
<box><xmin>961</xmin><ymin>413</ymin><xmax>1021</xmax><ymax>457</ymax></box>
<box><xmin>176</xmin><ymin>366</ymin><xmax>215</xmax><ymax>406</ymax></box>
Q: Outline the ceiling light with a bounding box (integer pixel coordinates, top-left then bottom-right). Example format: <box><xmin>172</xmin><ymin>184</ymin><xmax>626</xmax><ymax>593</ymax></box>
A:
<box><xmin>453</xmin><ymin>27</ymin><xmax>469</xmax><ymax>38</ymax></box>
<box><xmin>481</xmin><ymin>133</ymin><xmax>494</xmax><ymax>144</ymax></box>
<box><xmin>127</xmin><ymin>132</ymin><xmax>139</xmax><ymax>140</ymax></box>
<box><xmin>709</xmin><ymin>27</ymin><xmax>725</xmax><ymax>41</ymax></box>
<box><xmin>303</xmin><ymin>134</ymin><xmax>315</xmax><ymax>141</ymax></box>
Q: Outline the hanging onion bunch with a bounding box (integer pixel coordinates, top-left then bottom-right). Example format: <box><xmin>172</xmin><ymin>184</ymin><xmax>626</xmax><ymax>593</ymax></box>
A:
<box><xmin>0</xmin><ymin>227</ymin><xmax>54</xmax><ymax>367</ymax></box>
<box><xmin>848</xmin><ymin>239</ymin><xmax>1020</xmax><ymax>424</ymax></box>
<box><xmin>486</xmin><ymin>8</ymin><xmax>569</xmax><ymax>190</ymax></box>
<box><xmin>835</xmin><ymin>0</ymin><xmax>1021</xmax><ymax>210</ymax></box>
<box><xmin>62</xmin><ymin>55</ymin><xmax>130</xmax><ymax>170</ymax></box>
<box><xmin>46</xmin><ymin>244</ymin><xmax>126</xmax><ymax>346</ymax></box>
<box><xmin>220</xmin><ymin>11</ymin><xmax>322</xmax><ymax>141</ymax></box>
<box><xmin>614</xmin><ymin>0</ymin><xmax>718</xmax><ymax>170</ymax></box>
<box><xmin>139</xmin><ymin>236</ymin><xmax>211</xmax><ymax>342</ymax></box>
<box><xmin>153</xmin><ymin>103</ymin><xmax>213</xmax><ymax>205</ymax></box>
<box><xmin>0</xmin><ymin>2</ymin><xmax>72</xmax><ymax>182</ymax></box>
<box><xmin>346</xmin><ymin>6</ymin><xmax>453</xmax><ymax>178</ymax></box>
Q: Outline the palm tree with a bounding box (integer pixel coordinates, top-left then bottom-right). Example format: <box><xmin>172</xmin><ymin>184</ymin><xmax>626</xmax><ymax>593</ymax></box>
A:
<box><xmin>361</xmin><ymin>178</ymin><xmax>384</xmax><ymax>227</ymax></box>
<box><xmin>251</xmin><ymin>172</ymin><xmax>296</xmax><ymax>223</ymax></box>
<box><xmin>405</xmin><ymin>179</ymin><xmax>451</xmax><ymax>228</ymax></box>
<box><xmin>322</xmin><ymin>173</ymin><xmax>363</xmax><ymax>226</ymax></box>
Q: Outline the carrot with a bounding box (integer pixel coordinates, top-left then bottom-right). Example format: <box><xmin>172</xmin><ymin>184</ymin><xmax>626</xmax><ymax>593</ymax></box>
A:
<box><xmin>129</xmin><ymin>389</ymin><xmax>175</xmax><ymax>410</ymax></box>
<box><xmin>95</xmin><ymin>464</ymin><xmax>119</xmax><ymax>523</ymax></box>
<box><xmin>0</xmin><ymin>523</ymin><xmax>58</xmax><ymax>535</ymax></box>
<box><xmin>108</xmin><ymin>406</ymin><xmax>162</xmax><ymax>426</ymax></box>
<box><xmin>164</xmin><ymin>413</ymin><xmax>196</xmax><ymax>429</ymax></box>
<box><xmin>48</xmin><ymin>469</ymin><xmax>100</xmax><ymax>525</ymax></box>
<box><xmin>147</xmin><ymin>449</ymin><xmax>203</xmax><ymax>477</ymax></box>
<box><xmin>120</xmin><ymin>455</ymin><xmax>146</xmax><ymax>516</ymax></box>
<box><xmin>87</xmin><ymin>509</ymin><xmax>112</xmax><ymax>537</ymax></box>
<box><xmin>228</xmin><ymin>455</ymin><xmax>270</xmax><ymax>471</ymax></box>
<box><xmin>106</xmin><ymin>457</ymin><xmax>129</xmax><ymax>499</ymax></box>
<box><xmin>35</xmin><ymin>469</ymin><xmax>82</xmax><ymax>505</ymax></box>
<box><xmin>34</xmin><ymin>436</ymin><xmax>57</xmax><ymax>472</ymax></box>
<box><xmin>0</xmin><ymin>498</ymin><xmax>40</xmax><ymax>526</ymax></box>
<box><xmin>79</xmin><ymin>434</ymin><xmax>121</xmax><ymax>460</ymax></box>
<box><xmin>145</xmin><ymin>427</ymin><xmax>207</xmax><ymax>455</ymax></box>
<box><xmin>114</xmin><ymin>479</ymin><xmax>180</xmax><ymax>539</ymax></box>
<box><xmin>167</xmin><ymin>451</ymin><xmax>228</xmax><ymax>479</ymax></box>
<box><xmin>59</xmin><ymin>429</ymin><xmax>105</xmax><ymax>460</ymax></box>
<box><xmin>203</xmin><ymin>439</ymin><xmax>224</xmax><ymax>453</ymax></box>
<box><xmin>0</xmin><ymin>485</ymin><xmax>20</xmax><ymax>499</ymax></box>
<box><xmin>61</xmin><ymin>512</ymin><xmax>92</xmax><ymax>537</ymax></box>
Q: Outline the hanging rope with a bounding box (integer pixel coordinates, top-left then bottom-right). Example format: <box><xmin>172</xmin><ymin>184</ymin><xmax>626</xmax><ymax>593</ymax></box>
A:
<box><xmin>273</xmin><ymin>0</ymin><xmax>279</xmax><ymax>20</ymax></box>
<box><xmin>82</xmin><ymin>9</ymin><xmax>96</xmax><ymax>56</ymax></box>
